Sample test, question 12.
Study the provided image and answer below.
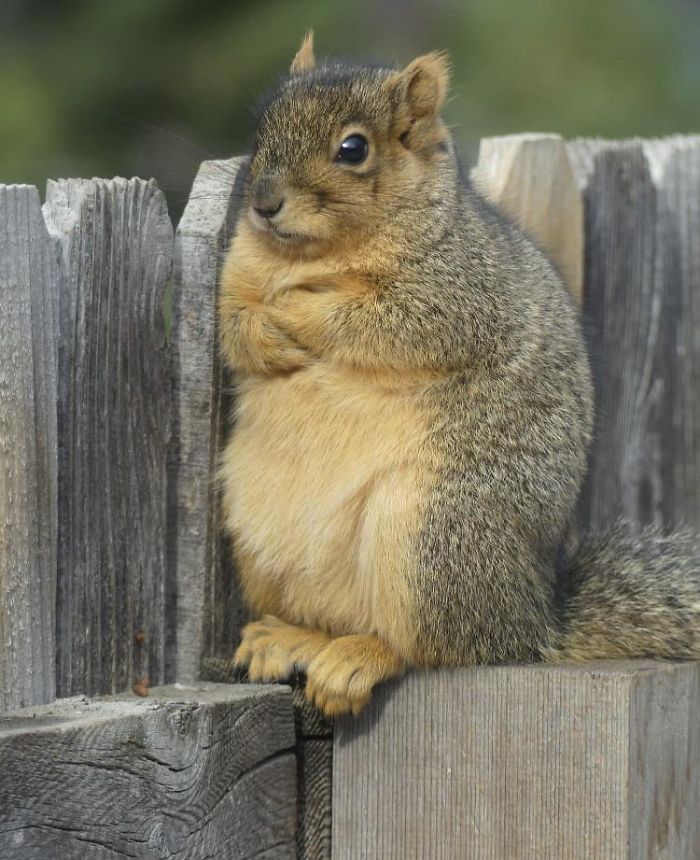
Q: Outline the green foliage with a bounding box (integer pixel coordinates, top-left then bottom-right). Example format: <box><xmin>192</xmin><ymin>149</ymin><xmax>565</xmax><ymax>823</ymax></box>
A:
<box><xmin>1</xmin><ymin>0</ymin><xmax>698</xmax><ymax>220</ymax></box>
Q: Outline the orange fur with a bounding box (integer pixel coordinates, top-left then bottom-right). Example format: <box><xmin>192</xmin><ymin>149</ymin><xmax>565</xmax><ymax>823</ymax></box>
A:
<box><xmin>220</xmin><ymin>353</ymin><xmax>433</xmax><ymax>647</ymax></box>
<box><xmin>219</xmin><ymin>42</ymin><xmax>700</xmax><ymax>721</ymax></box>
<box><xmin>219</xmin><ymin>217</ymin><xmax>438</xmax><ymax>707</ymax></box>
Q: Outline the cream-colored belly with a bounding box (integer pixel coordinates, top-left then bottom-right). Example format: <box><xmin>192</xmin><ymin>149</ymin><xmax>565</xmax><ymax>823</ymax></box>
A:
<box><xmin>221</xmin><ymin>365</ymin><xmax>430</xmax><ymax>639</ymax></box>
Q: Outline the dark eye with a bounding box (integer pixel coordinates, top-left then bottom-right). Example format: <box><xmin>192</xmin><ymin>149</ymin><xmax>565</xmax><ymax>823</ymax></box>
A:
<box><xmin>335</xmin><ymin>134</ymin><xmax>369</xmax><ymax>165</ymax></box>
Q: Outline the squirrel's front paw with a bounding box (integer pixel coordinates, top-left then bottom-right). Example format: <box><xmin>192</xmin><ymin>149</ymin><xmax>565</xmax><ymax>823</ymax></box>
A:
<box><xmin>233</xmin><ymin>616</ymin><xmax>296</xmax><ymax>682</ymax></box>
<box><xmin>305</xmin><ymin>634</ymin><xmax>404</xmax><ymax>718</ymax></box>
<box><xmin>233</xmin><ymin>615</ymin><xmax>331</xmax><ymax>683</ymax></box>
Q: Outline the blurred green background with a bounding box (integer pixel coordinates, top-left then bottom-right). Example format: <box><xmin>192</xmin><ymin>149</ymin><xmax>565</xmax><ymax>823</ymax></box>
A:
<box><xmin>2</xmin><ymin>0</ymin><xmax>699</xmax><ymax>221</ymax></box>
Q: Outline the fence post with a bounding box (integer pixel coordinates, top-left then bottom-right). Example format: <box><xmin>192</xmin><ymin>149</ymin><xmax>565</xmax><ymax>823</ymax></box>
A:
<box><xmin>44</xmin><ymin>178</ymin><xmax>173</xmax><ymax>697</ymax></box>
<box><xmin>169</xmin><ymin>157</ymin><xmax>247</xmax><ymax>683</ymax></box>
<box><xmin>0</xmin><ymin>185</ymin><xmax>58</xmax><ymax>711</ymax></box>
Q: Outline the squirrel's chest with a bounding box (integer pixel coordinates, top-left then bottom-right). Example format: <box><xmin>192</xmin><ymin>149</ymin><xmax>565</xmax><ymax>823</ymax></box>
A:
<box><xmin>221</xmin><ymin>366</ymin><xmax>429</xmax><ymax>631</ymax></box>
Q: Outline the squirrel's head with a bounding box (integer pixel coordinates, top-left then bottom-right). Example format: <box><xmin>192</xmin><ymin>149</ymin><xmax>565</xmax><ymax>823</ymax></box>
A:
<box><xmin>245</xmin><ymin>33</ymin><xmax>452</xmax><ymax>258</ymax></box>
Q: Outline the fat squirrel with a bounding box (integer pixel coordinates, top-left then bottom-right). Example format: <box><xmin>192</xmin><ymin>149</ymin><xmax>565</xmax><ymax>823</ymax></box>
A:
<box><xmin>218</xmin><ymin>33</ymin><xmax>700</xmax><ymax>717</ymax></box>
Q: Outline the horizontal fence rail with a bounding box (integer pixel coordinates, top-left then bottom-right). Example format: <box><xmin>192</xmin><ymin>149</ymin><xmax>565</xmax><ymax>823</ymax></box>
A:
<box><xmin>333</xmin><ymin>662</ymin><xmax>700</xmax><ymax>860</ymax></box>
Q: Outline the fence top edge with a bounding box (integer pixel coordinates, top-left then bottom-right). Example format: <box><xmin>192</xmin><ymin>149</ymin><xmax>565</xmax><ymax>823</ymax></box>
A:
<box><xmin>401</xmin><ymin>660</ymin><xmax>698</xmax><ymax>681</ymax></box>
<box><xmin>176</xmin><ymin>155</ymin><xmax>247</xmax><ymax>239</ymax></box>
<box><xmin>0</xmin><ymin>682</ymin><xmax>292</xmax><ymax>737</ymax></box>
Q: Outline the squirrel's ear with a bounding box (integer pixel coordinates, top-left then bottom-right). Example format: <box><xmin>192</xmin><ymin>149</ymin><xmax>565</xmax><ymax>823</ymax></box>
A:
<box><xmin>385</xmin><ymin>52</ymin><xmax>450</xmax><ymax>152</ymax></box>
<box><xmin>389</xmin><ymin>51</ymin><xmax>450</xmax><ymax>118</ymax></box>
<box><xmin>290</xmin><ymin>31</ymin><xmax>316</xmax><ymax>73</ymax></box>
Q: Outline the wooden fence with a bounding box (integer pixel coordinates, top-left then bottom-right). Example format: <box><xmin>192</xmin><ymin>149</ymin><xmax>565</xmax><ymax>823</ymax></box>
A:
<box><xmin>0</xmin><ymin>133</ymin><xmax>699</xmax><ymax>859</ymax></box>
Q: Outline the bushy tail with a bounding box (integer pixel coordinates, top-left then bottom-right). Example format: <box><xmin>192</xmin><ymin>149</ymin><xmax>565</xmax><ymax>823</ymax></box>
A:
<box><xmin>545</xmin><ymin>522</ymin><xmax>700</xmax><ymax>662</ymax></box>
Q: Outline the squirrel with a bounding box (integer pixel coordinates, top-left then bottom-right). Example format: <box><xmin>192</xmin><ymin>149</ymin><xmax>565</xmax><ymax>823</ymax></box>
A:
<box><xmin>217</xmin><ymin>32</ymin><xmax>700</xmax><ymax>717</ymax></box>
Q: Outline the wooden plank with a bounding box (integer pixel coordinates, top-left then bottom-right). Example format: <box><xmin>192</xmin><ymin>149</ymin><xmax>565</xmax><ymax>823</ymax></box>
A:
<box><xmin>0</xmin><ymin>682</ymin><xmax>297</xmax><ymax>858</ymax></box>
<box><xmin>570</xmin><ymin>139</ymin><xmax>662</xmax><ymax>530</ymax></box>
<box><xmin>472</xmin><ymin>133</ymin><xmax>583</xmax><ymax>299</ymax></box>
<box><xmin>292</xmin><ymin>685</ymin><xmax>333</xmax><ymax>860</ymax></box>
<box><xmin>298</xmin><ymin>739</ymin><xmax>333</xmax><ymax>860</ymax></box>
<box><xmin>332</xmin><ymin>663</ymin><xmax>700</xmax><ymax>859</ymax></box>
<box><xmin>44</xmin><ymin>178</ymin><xmax>173</xmax><ymax>697</ymax></box>
<box><xmin>169</xmin><ymin>157</ymin><xmax>247</xmax><ymax>683</ymax></box>
<box><xmin>569</xmin><ymin>136</ymin><xmax>700</xmax><ymax>531</ymax></box>
<box><xmin>0</xmin><ymin>184</ymin><xmax>58</xmax><ymax>711</ymax></box>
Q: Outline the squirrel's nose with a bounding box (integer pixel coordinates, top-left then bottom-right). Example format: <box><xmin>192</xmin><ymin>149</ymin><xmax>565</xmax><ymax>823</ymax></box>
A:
<box><xmin>251</xmin><ymin>174</ymin><xmax>285</xmax><ymax>220</ymax></box>
<box><xmin>253</xmin><ymin>199</ymin><xmax>284</xmax><ymax>220</ymax></box>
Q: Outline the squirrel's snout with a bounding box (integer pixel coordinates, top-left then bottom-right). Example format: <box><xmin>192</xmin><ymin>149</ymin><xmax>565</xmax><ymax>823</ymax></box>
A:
<box><xmin>251</xmin><ymin>175</ymin><xmax>285</xmax><ymax>220</ymax></box>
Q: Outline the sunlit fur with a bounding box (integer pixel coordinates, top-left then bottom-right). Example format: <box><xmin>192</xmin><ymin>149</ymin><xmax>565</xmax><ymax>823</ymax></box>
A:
<box><xmin>218</xmin><ymin>39</ymin><xmax>700</xmax><ymax>717</ymax></box>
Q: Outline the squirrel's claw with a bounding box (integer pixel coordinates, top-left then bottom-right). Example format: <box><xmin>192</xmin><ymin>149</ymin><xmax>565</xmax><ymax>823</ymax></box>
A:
<box><xmin>233</xmin><ymin>615</ymin><xmax>332</xmax><ymax>683</ymax></box>
<box><xmin>305</xmin><ymin>678</ymin><xmax>371</xmax><ymax>718</ymax></box>
<box><xmin>233</xmin><ymin>617</ymin><xmax>296</xmax><ymax>682</ymax></box>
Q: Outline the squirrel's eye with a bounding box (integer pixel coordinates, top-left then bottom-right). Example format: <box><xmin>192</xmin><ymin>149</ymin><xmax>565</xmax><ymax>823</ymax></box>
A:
<box><xmin>335</xmin><ymin>134</ymin><xmax>369</xmax><ymax>165</ymax></box>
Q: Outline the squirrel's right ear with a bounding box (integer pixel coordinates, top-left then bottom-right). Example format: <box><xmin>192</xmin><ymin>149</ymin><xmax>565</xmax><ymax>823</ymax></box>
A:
<box><xmin>290</xmin><ymin>31</ymin><xmax>316</xmax><ymax>73</ymax></box>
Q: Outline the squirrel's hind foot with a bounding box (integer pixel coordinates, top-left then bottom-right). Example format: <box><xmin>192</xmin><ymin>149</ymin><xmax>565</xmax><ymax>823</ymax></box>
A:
<box><xmin>305</xmin><ymin>634</ymin><xmax>405</xmax><ymax>717</ymax></box>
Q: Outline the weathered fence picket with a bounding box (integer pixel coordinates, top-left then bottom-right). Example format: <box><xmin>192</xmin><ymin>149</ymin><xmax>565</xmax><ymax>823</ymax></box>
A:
<box><xmin>571</xmin><ymin>137</ymin><xmax>700</xmax><ymax>532</ymax></box>
<box><xmin>0</xmin><ymin>170</ymin><xmax>303</xmax><ymax>860</ymax></box>
<box><xmin>472</xmin><ymin>133</ymin><xmax>584</xmax><ymax>299</ymax></box>
<box><xmin>0</xmin><ymin>185</ymin><xmax>58</xmax><ymax>712</ymax></box>
<box><xmin>45</xmin><ymin>178</ymin><xmax>173</xmax><ymax>698</ymax></box>
<box><xmin>169</xmin><ymin>156</ymin><xmax>247</xmax><ymax>684</ymax></box>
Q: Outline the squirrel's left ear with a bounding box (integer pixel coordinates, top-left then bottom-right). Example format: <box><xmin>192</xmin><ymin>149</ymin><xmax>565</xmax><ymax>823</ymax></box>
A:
<box><xmin>386</xmin><ymin>51</ymin><xmax>450</xmax><ymax>151</ymax></box>
<box><xmin>388</xmin><ymin>52</ymin><xmax>450</xmax><ymax>117</ymax></box>
<box><xmin>290</xmin><ymin>31</ymin><xmax>316</xmax><ymax>73</ymax></box>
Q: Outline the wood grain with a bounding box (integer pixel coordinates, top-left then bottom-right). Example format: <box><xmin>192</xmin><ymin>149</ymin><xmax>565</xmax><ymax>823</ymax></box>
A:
<box><xmin>0</xmin><ymin>185</ymin><xmax>58</xmax><ymax>712</ymax></box>
<box><xmin>0</xmin><ymin>682</ymin><xmax>297</xmax><ymax>858</ymax></box>
<box><xmin>570</xmin><ymin>136</ymin><xmax>700</xmax><ymax>532</ymax></box>
<box><xmin>332</xmin><ymin>663</ymin><xmax>700</xmax><ymax>860</ymax></box>
<box><xmin>472</xmin><ymin>133</ymin><xmax>583</xmax><ymax>299</ymax></box>
<box><xmin>169</xmin><ymin>157</ymin><xmax>247</xmax><ymax>683</ymax></box>
<box><xmin>44</xmin><ymin>178</ymin><xmax>173</xmax><ymax>697</ymax></box>
<box><xmin>298</xmin><ymin>739</ymin><xmax>333</xmax><ymax>860</ymax></box>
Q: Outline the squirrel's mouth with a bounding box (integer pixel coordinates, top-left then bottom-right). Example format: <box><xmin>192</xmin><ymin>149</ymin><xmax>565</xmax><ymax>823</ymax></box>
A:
<box><xmin>268</xmin><ymin>223</ymin><xmax>310</xmax><ymax>243</ymax></box>
<box><xmin>248</xmin><ymin>206</ymin><xmax>315</xmax><ymax>245</ymax></box>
